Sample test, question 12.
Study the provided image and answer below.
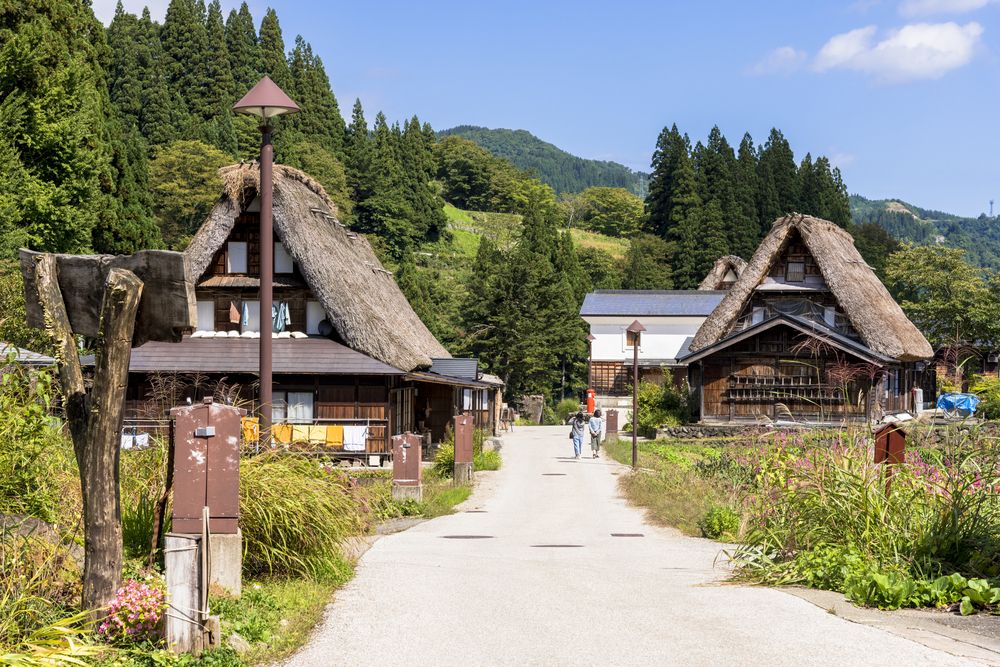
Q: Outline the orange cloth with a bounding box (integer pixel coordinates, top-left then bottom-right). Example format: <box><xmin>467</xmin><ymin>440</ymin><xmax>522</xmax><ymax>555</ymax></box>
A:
<box><xmin>271</xmin><ymin>423</ymin><xmax>292</xmax><ymax>445</ymax></box>
<box><xmin>241</xmin><ymin>417</ymin><xmax>259</xmax><ymax>444</ymax></box>
<box><xmin>324</xmin><ymin>424</ymin><xmax>344</xmax><ymax>448</ymax></box>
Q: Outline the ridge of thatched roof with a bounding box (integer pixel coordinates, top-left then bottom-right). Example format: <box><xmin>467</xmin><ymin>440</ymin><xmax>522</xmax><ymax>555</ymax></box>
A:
<box><xmin>689</xmin><ymin>213</ymin><xmax>933</xmax><ymax>362</ymax></box>
<box><xmin>184</xmin><ymin>163</ymin><xmax>450</xmax><ymax>371</ymax></box>
<box><xmin>698</xmin><ymin>255</ymin><xmax>747</xmax><ymax>290</ymax></box>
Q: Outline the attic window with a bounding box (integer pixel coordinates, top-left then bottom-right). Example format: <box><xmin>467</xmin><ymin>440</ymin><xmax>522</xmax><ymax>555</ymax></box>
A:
<box><xmin>274</xmin><ymin>241</ymin><xmax>294</xmax><ymax>274</ymax></box>
<box><xmin>786</xmin><ymin>260</ymin><xmax>805</xmax><ymax>283</ymax></box>
<box><xmin>227</xmin><ymin>242</ymin><xmax>248</xmax><ymax>273</ymax></box>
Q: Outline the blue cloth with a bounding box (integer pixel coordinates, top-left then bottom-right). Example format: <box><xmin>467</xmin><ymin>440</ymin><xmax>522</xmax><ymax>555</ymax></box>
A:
<box><xmin>241</xmin><ymin>301</ymin><xmax>249</xmax><ymax>327</ymax></box>
<box><xmin>937</xmin><ymin>392</ymin><xmax>981</xmax><ymax>415</ymax></box>
<box><xmin>572</xmin><ymin>435</ymin><xmax>583</xmax><ymax>457</ymax></box>
<box><xmin>271</xmin><ymin>302</ymin><xmax>290</xmax><ymax>333</ymax></box>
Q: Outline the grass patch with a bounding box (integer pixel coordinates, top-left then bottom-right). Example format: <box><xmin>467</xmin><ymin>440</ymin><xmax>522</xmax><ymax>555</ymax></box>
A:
<box><xmin>570</xmin><ymin>228</ymin><xmax>629</xmax><ymax>259</ymax></box>
<box><xmin>605</xmin><ymin>437</ymin><xmax>735</xmax><ymax>538</ymax></box>
<box><xmin>212</xmin><ymin>577</ymin><xmax>340</xmax><ymax>665</ymax></box>
<box><xmin>420</xmin><ymin>475</ymin><xmax>472</xmax><ymax>518</ymax></box>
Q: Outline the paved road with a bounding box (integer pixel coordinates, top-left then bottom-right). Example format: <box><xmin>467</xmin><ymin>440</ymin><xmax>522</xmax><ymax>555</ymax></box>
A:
<box><xmin>287</xmin><ymin>426</ymin><xmax>975</xmax><ymax>666</ymax></box>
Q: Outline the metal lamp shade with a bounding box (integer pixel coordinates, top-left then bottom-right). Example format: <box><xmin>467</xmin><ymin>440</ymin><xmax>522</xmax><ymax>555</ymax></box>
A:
<box><xmin>232</xmin><ymin>76</ymin><xmax>300</xmax><ymax>119</ymax></box>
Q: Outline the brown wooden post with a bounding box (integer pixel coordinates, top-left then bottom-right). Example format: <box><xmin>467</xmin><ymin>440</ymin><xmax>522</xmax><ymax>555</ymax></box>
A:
<box><xmin>35</xmin><ymin>256</ymin><xmax>143</xmax><ymax>614</ymax></box>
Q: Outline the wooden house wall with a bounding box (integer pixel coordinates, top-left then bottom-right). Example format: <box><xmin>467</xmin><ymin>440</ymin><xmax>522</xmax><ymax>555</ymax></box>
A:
<box><xmin>697</xmin><ymin>327</ymin><xmax>896</xmax><ymax>422</ymax></box>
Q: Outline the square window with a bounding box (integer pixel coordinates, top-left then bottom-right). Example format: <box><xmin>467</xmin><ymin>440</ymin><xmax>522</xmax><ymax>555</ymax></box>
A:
<box><xmin>274</xmin><ymin>241</ymin><xmax>294</xmax><ymax>274</ymax></box>
<box><xmin>227</xmin><ymin>241</ymin><xmax>248</xmax><ymax>273</ymax></box>
<box><xmin>786</xmin><ymin>261</ymin><xmax>805</xmax><ymax>282</ymax></box>
<box><xmin>306</xmin><ymin>301</ymin><xmax>326</xmax><ymax>335</ymax></box>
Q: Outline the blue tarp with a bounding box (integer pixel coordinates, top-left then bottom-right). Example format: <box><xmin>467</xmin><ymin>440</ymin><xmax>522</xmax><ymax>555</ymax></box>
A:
<box><xmin>936</xmin><ymin>392</ymin><xmax>981</xmax><ymax>415</ymax></box>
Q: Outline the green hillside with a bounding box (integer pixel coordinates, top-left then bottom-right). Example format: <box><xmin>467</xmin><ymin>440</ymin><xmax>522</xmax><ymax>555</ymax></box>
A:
<box><xmin>850</xmin><ymin>195</ymin><xmax>1000</xmax><ymax>269</ymax></box>
<box><xmin>438</xmin><ymin>125</ymin><xmax>648</xmax><ymax>196</ymax></box>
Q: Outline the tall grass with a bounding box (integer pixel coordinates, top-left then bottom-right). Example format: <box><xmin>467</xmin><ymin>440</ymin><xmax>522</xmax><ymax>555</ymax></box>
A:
<box><xmin>732</xmin><ymin>430</ymin><xmax>1000</xmax><ymax>588</ymax></box>
<box><xmin>119</xmin><ymin>445</ymin><xmax>169</xmax><ymax>561</ymax></box>
<box><xmin>240</xmin><ymin>454</ymin><xmax>365</xmax><ymax>581</ymax></box>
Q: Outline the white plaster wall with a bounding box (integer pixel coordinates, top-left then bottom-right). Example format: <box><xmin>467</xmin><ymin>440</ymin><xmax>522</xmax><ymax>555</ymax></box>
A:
<box><xmin>584</xmin><ymin>316</ymin><xmax>707</xmax><ymax>362</ymax></box>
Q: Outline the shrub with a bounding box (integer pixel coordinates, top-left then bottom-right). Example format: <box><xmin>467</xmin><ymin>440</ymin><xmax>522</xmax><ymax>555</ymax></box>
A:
<box><xmin>699</xmin><ymin>505</ymin><xmax>740</xmax><ymax>540</ymax></box>
<box><xmin>97</xmin><ymin>579</ymin><xmax>167</xmax><ymax>643</ymax></box>
<box><xmin>554</xmin><ymin>398</ymin><xmax>580</xmax><ymax>423</ymax></box>
<box><xmin>433</xmin><ymin>428</ymin><xmax>501</xmax><ymax>477</ymax></box>
<box><xmin>971</xmin><ymin>374</ymin><xmax>1000</xmax><ymax>420</ymax></box>
<box><xmin>634</xmin><ymin>381</ymin><xmax>692</xmax><ymax>436</ymax></box>
<box><xmin>240</xmin><ymin>454</ymin><xmax>364</xmax><ymax>581</ymax></box>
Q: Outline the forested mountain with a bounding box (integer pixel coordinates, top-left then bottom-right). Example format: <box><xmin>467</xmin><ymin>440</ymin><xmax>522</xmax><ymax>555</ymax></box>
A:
<box><xmin>438</xmin><ymin>126</ymin><xmax>648</xmax><ymax>196</ymax></box>
<box><xmin>850</xmin><ymin>195</ymin><xmax>1000</xmax><ymax>269</ymax></box>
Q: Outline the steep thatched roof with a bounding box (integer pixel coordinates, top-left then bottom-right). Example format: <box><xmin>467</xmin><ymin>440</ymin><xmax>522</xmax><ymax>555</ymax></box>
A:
<box><xmin>185</xmin><ymin>163</ymin><xmax>450</xmax><ymax>371</ymax></box>
<box><xmin>689</xmin><ymin>214</ymin><xmax>933</xmax><ymax>362</ymax></box>
<box><xmin>698</xmin><ymin>255</ymin><xmax>747</xmax><ymax>290</ymax></box>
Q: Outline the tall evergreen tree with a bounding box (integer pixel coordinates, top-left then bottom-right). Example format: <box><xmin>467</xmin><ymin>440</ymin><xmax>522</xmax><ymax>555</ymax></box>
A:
<box><xmin>666</xmin><ymin>151</ymin><xmax>703</xmax><ymax>288</ymax></box>
<box><xmin>201</xmin><ymin>0</ymin><xmax>237</xmax><ymax>154</ymax></box>
<box><xmin>225</xmin><ymin>3</ymin><xmax>261</xmax><ymax>157</ymax></box>
<box><xmin>757</xmin><ymin>128</ymin><xmax>799</xmax><ymax>229</ymax></box>
<box><xmin>106</xmin><ymin>3</ymin><xmax>144</xmax><ymax>131</ymax></box>
<box><xmin>645</xmin><ymin>124</ymin><xmax>689</xmax><ymax>237</ymax></box>
<box><xmin>733</xmin><ymin>133</ymin><xmax>760</xmax><ymax>257</ymax></box>
<box><xmin>288</xmin><ymin>36</ymin><xmax>345</xmax><ymax>156</ymax></box>
<box><xmin>345</xmin><ymin>99</ymin><xmax>372</xmax><ymax>204</ymax></box>
<box><xmin>137</xmin><ymin>8</ymin><xmax>186</xmax><ymax>147</ymax></box>
<box><xmin>258</xmin><ymin>8</ymin><xmax>290</xmax><ymax>89</ymax></box>
<box><xmin>161</xmin><ymin>0</ymin><xmax>212</xmax><ymax>123</ymax></box>
<box><xmin>622</xmin><ymin>234</ymin><xmax>674</xmax><ymax>289</ymax></box>
<box><xmin>0</xmin><ymin>0</ymin><xmax>159</xmax><ymax>255</ymax></box>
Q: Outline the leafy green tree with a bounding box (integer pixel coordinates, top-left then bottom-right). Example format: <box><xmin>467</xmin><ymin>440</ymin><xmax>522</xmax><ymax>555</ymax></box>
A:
<box><xmin>884</xmin><ymin>245</ymin><xmax>1000</xmax><ymax>347</ymax></box>
<box><xmin>0</xmin><ymin>261</ymin><xmax>53</xmax><ymax>355</ymax></box>
<box><xmin>149</xmin><ymin>140</ymin><xmax>230</xmax><ymax>248</ymax></box>
<box><xmin>622</xmin><ymin>234</ymin><xmax>673</xmax><ymax>289</ymax></box>
<box><xmin>574</xmin><ymin>187</ymin><xmax>645</xmax><ymax>236</ymax></box>
<box><xmin>576</xmin><ymin>247</ymin><xmax>620</xmax><ymax>290</ymax></box>
<box><xmin>0</xmin><ymin>0</ymin><xmax>155</xmax><ymax>255</ymax></box>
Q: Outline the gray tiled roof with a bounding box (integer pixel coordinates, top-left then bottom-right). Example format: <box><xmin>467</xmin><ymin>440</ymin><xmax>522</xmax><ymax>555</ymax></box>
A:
<box><xmin>128</xmin><ymin>336</ymin><xmax>403</xmax><ymax>375</ymax></box>
<box><xmin>580</xmin><ymin>291</ymin><xmax>725</xmax><ymax>317</ymax></box>
<box><xmin>0</xmin><ymin>343</ymin><xmax>54</xmax><ymax>366</ymax></box>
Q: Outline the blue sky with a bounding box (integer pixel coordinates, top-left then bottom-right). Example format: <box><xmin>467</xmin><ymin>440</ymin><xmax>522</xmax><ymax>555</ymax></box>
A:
<box><xmin>95</xmin><ymin>0</ymin><xmax>1000</xmax><ymax>217</ymax></box>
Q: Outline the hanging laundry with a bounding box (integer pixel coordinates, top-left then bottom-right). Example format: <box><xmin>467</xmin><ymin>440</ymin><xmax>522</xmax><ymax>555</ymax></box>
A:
<box><xmin>242</xmin><ymin>301</ymin><xmax>249</xmax><ymax>328</ymax></box>
<box><xmin>343</xmin><ymin>425</ymin><xmax>369</xmax><ymax>452</ymax></box>
<box><xmin>283</xmin><ymin>301</ymin><xmax>291</xmax><ymax>327</ymax></box>
<box><xmin>229</xmin><ymin>301</ymin><xmax>240</xmax><ymax>324</ymax></box>
<box><xmin>271</xmin><ymin>302</ymin><xmax>287</xmax><ymax>333</ymax></box>
<box><xmin>325</xmin><ymin>424</ymin><xmax>345</xmax><ymax>448</ymax></box>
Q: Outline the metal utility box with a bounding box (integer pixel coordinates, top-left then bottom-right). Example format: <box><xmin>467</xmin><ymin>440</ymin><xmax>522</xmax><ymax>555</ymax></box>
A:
<box><xmin>874</xmin><ymin>423</ymin><xmax>906</xmax><ymax>465</ymax></box>
<box><xmin>170</xmin><ymin>398</ymin><xmax>245</xmax><ymax>534</ymax></box>
<box><xmin>605</xmin><ymin>409</ymin><xmax>619</xmax><ymax>439</ymax></box>
<box><xmin>454</xmin><ymin>415</ymin><xmax>473</xmax><ymax>464</ymax></box>
<box><xmin>392</xmin><ymin>433</ymin><xmax>422</xmax><ymax>501</ymax></box>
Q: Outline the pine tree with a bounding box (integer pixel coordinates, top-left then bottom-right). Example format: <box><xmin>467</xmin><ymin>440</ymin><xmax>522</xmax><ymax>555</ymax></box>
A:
<box><xmin>666</xmin><ymin>151</ymin><xmax>703</xmax><ymax>288</ymax></box>
<box><xmin>733</xmin><ymin>133</ymin><xmax>760</xmax><ymax>258</ymax></box>
<box><xmin>698</xmin><ymin>126</ymin><xmax>738</xmax><ymax>257</ymax></box>
<box><xmin>225</xmin><ymin>3</ymin><xmax>261</xmax><ymax>157</ymax></box>
<box><xmin>622</xmin><ymin>234</ymin><xmax>674</xmax><ymax>289</ymax></box>
<box><xmin>137</xmin><ymin>8</ymin><xmax>187</xmax><ymax>148</ymax></box>
<box><xmin>288</xmin><ymin>36</ymin><xmax>345</xmax><ymax>156</ymax></box>
<box><xmin>106</xmin><ymin>3</ymin><xmax>144</xmax><ymax>131</ymax></box>
<box><xmin>691</xmin><ymin>200</ymin><xmax>729</xmax><ymax>284</ymax></box>
<box><xmin>258</xmin><ymin>8</ymin><xmax>290</xmax><ymax>89</ymax></box>
<box><xmin>645</xmin><ymin>124</ymin><xmax>690</xmax><ymax>237</ymax></box>
<box><xmin>757</xmin><ymin>128</ymin><xmax>799</xmax><ymax>228</ymax></box>
<box><xmin>161</xmin><ymin>0</ymin><xmax>212</xmax><ymax>123</ymax></box>
<box><xmin>201</xmin><ymin>0</ymin><xmax>237</xmax><ymax>154</ymax></box>
<box><xmin>345</xmin><ymin>99</ymin><xmax>372</xmax><ymax>204</ymax></box>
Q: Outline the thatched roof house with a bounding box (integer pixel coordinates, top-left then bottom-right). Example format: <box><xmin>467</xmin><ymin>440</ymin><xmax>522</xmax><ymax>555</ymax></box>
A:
<box><xmin>185</xmin><ymin>163</ymin><xmax>449</xmax><ymax>371</ymax></box>
<box><xmin>689</xmin><ymin>214</ymin><xmax>932</xmax><ymax>362</ymax></box>
<box><xmin>698</xmin><ymin>255</ymin><xmax>746</xmax><ymax>291</ymax></box>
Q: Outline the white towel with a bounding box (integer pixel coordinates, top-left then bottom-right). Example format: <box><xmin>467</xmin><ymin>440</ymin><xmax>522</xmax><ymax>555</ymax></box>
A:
<box><xmin>343</xmin><ymin>425</ymin><xmax>369</xmax><ymax>451</ymax></box>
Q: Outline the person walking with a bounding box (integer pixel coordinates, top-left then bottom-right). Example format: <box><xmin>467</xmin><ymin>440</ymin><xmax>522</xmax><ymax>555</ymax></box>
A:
<box><xmin>588</xmin><ymin>408</ymin><xmax>603</xmax><ymax>458</ymax></box>
<box><xmin>569</xmin><ymin>411</ymin><xmax>586</xmax><ymax>459</ymax></box>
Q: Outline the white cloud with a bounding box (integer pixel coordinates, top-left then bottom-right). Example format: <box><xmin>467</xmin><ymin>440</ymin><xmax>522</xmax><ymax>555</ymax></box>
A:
<box><xmin>747</xmin><ymin>46</ymin><xmax>808</xmax><ymax>75</ymax></box>
<box><xmin>814</xmin><ymin>21</ymin><xmax>983</xmax><ymax>82</ymax></box>
<box><xmin>899</xmin><ymin>0</ymin><xmax>996</xmax><ymax>17</ymax></box>
<box><xmin>828</xmin><ymin>151</ymin><xmax>857</xmax><ymax>169</ymax></box>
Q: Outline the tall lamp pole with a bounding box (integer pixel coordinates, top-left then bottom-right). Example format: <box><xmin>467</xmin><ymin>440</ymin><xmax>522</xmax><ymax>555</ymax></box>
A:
<box><xmin>233</xmin><ymin>76</ymin><xmax>300</xmax><ymax>438</ymax></box>
<box><xmin>586</xmin><ymin>333</ymin><xmax>596</xmax><ymax>389</ymax></box>
<box><xmin>627</xmin><ymin>320</ymin><xmax>645</xmax><ymax>470</ymax></box>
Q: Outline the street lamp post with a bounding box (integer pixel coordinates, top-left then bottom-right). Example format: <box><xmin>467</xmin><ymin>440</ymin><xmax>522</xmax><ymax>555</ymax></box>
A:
<box><xmin>233</xmin><ymin>76</ymin><xmax>300</xmax><ymax>438</ymax></box>
<box><xmin>626</xmin><ymin>320</ymin><xmax>645</xmax><ymax>470</ymax></box>
<box><xmin>586</xmin><ymin>333</ymin><xmax>596</xmax><ymax>389</ymax></box>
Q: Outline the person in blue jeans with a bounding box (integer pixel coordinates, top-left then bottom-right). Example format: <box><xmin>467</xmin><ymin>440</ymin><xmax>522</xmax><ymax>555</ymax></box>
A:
<box><xmin>569</xmin><ymin>411</ymin><xmax>586</xmax><ymax>459</ymax></box>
